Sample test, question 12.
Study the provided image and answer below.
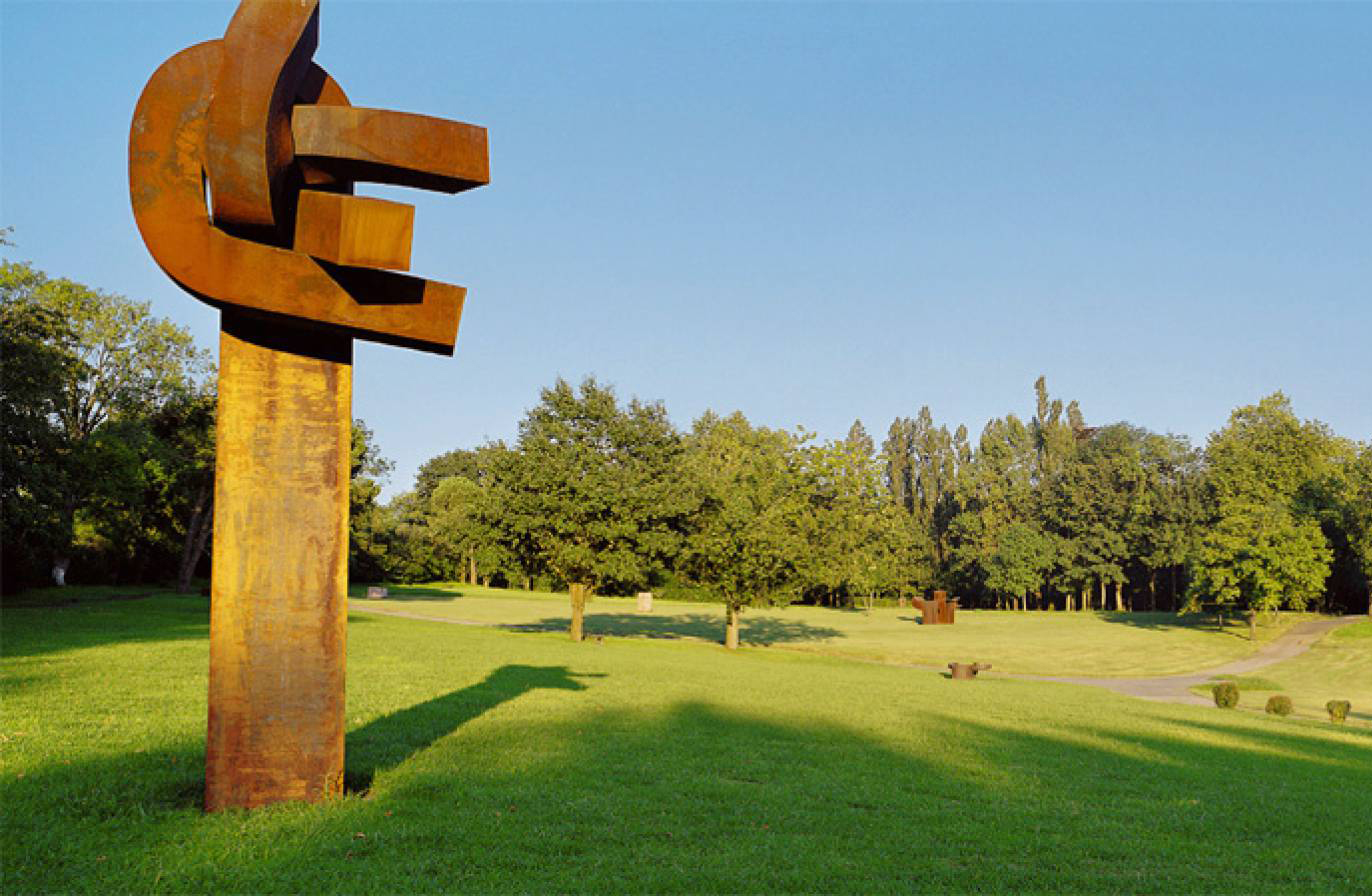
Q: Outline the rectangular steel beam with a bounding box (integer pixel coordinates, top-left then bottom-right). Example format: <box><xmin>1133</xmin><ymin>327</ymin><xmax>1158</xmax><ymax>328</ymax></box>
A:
<box><xmin>205</xmin><ymin>312</ymin><xmax>351</xmax><ymax>811</ymax></box>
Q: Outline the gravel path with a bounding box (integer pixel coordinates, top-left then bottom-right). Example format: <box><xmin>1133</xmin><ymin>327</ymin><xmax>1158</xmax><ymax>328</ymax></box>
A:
<box><xmin>1015</xmin><ymin>615</ymin><xmax>1364</xmax><ymax>705</ymax></box>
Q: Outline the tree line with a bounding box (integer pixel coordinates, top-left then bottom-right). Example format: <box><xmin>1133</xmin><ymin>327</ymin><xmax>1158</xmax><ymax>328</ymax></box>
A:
<box><xmin>356</xmin><ymin>377</ymin><xmax>1372</xmax><ymax>625</ymax></box>
<box><xmin>5</xmin><ymin>259</ymin><xmax>1371</xmax><ymax>623</ymax></box>
<box><xmin>1</xmin><ymin>258</ymin><xmax>388</xmax><ymax>595</ymax></box>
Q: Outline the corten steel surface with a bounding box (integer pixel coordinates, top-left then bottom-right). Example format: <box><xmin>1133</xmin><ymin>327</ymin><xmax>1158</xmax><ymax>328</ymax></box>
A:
<box><xmin>206</xmin><ymin>314</ymin><xmax>351</xmax><ymax>810</ymax></box>
<box><xmin>948</xmin><ymin>663</ymin><xmax>991</xmax><ymax>680</ymax></box>
<box><xmin>916</xmin><ymin>590</ymin><xmax>957</xmax><ymax>625</ymax></box>
<box><xmin>294</xmin><ymin>191</ymin><xmax>415</xmax><ymax>271</ymax></box>
<box><xmin>128</xmin><ymin>0</ymin><xmax>488</xmax><ymax>811</ymax></box>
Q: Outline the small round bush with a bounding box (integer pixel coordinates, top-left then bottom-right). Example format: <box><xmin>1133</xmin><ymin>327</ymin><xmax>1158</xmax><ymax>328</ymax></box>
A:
<box><xmin>1212</xmin><ymin>682</ymin><xmax>1239</xmax><ymax>708</ymax></box>
<box><xmin>1265</xmin><ymin>695</ymin><xmax>1293</xmax><ymax>717</ymax></box>
<box><xmin>1326</xmin><ymin>700</ymin><xmax>1351</xmax><ymax>725</ymax></box>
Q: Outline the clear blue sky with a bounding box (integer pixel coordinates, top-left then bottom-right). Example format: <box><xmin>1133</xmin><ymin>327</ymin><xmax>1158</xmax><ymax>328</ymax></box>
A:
<box><xmin>4</xmin><ymin>2</ymin><xmax>1369</xmax><ymax>497</ymax></box>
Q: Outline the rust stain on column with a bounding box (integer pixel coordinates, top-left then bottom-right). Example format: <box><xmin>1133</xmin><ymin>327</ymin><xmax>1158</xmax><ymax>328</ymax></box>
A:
<box><xmin>205</xmin><ymin>313</ymin><xmax>351</xmax><ymax>811</ymax></box>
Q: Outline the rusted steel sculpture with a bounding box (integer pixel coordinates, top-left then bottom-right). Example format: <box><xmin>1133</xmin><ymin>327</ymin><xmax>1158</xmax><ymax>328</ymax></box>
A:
<box><xmin>947</xmin><ymin>662</ymin><xmax>991</xmax><ymax>680</ymax></box>
<box><xmin>916</xmin><ymin>590</ymin><xmax>958</xmax><ymax>625</ymax></box>
<box><xmin>129</xmin><ymin>0</ymin><xmax>488</xmax><ymax>811</ymax></box>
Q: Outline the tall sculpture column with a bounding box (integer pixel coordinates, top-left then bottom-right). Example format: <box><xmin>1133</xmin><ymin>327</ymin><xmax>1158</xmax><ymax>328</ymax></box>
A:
<box><xmin>206</xmin><ymin>316</ymin><xmax>352</xmax><ymax>808</ymax></box>
<box><xmin>129</xmin><ymin>0</ymin><xmax>489</xmax><ymax>810</ymax></box>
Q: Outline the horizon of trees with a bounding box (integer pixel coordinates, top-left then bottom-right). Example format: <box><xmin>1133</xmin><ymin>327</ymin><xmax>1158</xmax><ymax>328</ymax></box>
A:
<box><xmin>5</xmin><ymin>259</ymin><xmax>1371</xmax><ymax>622</ymax></box>
<box><xmin>365</xmin><ymin>377</ymin><xmax>1371</xmax><ymax>627</ymax></box>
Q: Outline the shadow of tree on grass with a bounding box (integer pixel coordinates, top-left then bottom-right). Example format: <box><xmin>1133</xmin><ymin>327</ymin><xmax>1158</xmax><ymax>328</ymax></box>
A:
<box><xmin>349</xmin><ymin>584</ymin><xmax>470</xmax><ymax>601</ymax></box>
<box><xmin>0</xmin><ymin>594</ymin><xmax>211</xmax><ymax>659</ymax></box>
<box><xmin>502</xmin><ymin>612</ymin><xmax>845</xmax><ymax>645</ymax></box>
<box><xmin>1090</xmin><ymin>610</ymin><xmax>1292</xmax><ymax>640</ymax></box>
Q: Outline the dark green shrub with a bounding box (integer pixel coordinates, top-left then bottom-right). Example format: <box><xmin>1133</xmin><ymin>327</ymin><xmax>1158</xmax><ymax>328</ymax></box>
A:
<box><xmin>1265</xmin><ymin>695</ymin><xmax>1293</xmax><ymax>717</ymax></box>
<box><xmin>1326</xmin><ymin>700</ymin><xmax>1351</xmax><ymax>725</ymax></box>
<box><xmin>1212</xmin><ymin>682</ymin><xmax>1239</xmax><ymax>708</ymax></box>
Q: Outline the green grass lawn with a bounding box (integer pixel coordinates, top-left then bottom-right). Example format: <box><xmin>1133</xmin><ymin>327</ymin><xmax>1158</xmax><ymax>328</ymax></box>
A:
<box><xmin>1193</xmin><ymin>618</ymin><xmax>1372</xmax><ymax>726</ymax></box>
<box><xmin>3</xmin><ymin>595</ymin><xmax>1369</xmax><ymax>893</ymax></box>
<box><xmin>347</xmin><ymin>582</ymin><xmax>1309</xmax><ymax>676</ymax></box>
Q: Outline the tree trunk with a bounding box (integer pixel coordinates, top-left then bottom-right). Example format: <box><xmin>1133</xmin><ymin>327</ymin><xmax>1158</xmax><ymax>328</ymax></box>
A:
<box><xmin>725</xmin><ymin>603</ymin><xmax>740</xmax><ymax>650</ymax></box>
<box><xmin>1170</xmin><ymin>565</ymin><xmax>1178</xmax><ymax>611</ymax></box>
<box><xmin>1097</xmin><ymin>579</ymin><xmax>1105</xmax><ymax>612</ymax></box>
<box><xmin>177</xmin><ymin>481</ymin><xmax>213</xmax><ymax>593</ymax></box>
<box><xmin>524</xmin><ymin>576</ymin><xmax>532</xmax><ymax>591</ymax></box>
<box><xmin>1148</xmin><ymin>571</ymin><xmax>1157</xmax><ymax>612</ymax></box>
<box><xmin>51</xmin><ymin>494</ymin><xmax>77</xmax><ymax>586</ymax></box>
<box><xmin>1065</xmin><ymin>590</ymin><xmax>1074</xmax><ymax>612</ymax></box>
<box><xmin>468</xmin><ymin>555</ymin><xmax>477</xmax><ymax>586</ymax></box>
<box><xmin>1247</xmin><ymin>610</ymin><xmax>1257</xmax><ymax>641</ymax></box>
<box><xmin>1113</xmin><ymin>582</ymin><xmax>1123</xmax><ymax>613</ymax></box>
<box><xmin>569</xmin><ymin>583</ymin><xmax>587</xmax><ymax>641</ymax></box>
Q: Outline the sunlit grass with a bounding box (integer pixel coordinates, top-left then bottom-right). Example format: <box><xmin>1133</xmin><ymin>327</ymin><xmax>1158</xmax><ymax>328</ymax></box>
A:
<box><xmin>3</xmin><ymin>595</ymin><xmax>1368</xmax><ymax>893</ymax></box>
<box><xmin>1194</xmin><ymin>618</ymin><xmax>1372</xmax><ymax>726</ymax></box>
<box><xmin>346</xmin><ymin>583</ymin><xmax>1310</xmax><ymax>676</ymax></box>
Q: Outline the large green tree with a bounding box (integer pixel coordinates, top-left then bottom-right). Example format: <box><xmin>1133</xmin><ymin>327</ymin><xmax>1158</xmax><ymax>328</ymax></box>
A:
<box><xmin>883</xmin><ymin>407</ymin><xmax>966</xmax><ymax>582</ymax></box>
<box><xmin>678</xmin><ymin>412</ymin><xmax>806</xmax><ymax>648</ymax></box>
<box><xmin>797</xmin><ymin>421</ymin><xmax>909</xmax><ymax>607</ymax></box>
<box><xmin>1189</xmin><ymin>394</ymin><xmax>1337</xmax><ymax>615</ymax></box>
<box><xmin>1134</xmin><ymin>431</ymin><xmax>1202</xmax><ymax>610</ymax></box>
<box><xmin>0</xmin><ymin>260</ymin><xmax>208</xmax><ymax>588</ymax></box>
<box><xmin>983</xmin><ymin>521</ymin><xmax>1055</xmax><ymax>611</ymax></box>
<box><xmin>349</xmin><ymin>419</ymin><xmax>395</xmax><ymax>582</ymax></box>
<box><xmin>948</xmin><ymin>414</ymin><xmax>1036</xmax><ymax>606</ymax></box>
<box><xmin>1341</xmin><ymin>446</ymin><xmax>1372</xmax><ymax>614</ymax></box>
<box><xmin>493</xmin><ymin>378</ymin><xmax>686</xmax><ymax>637</ymax></box>
<box><xmin>1</xmin><ymin>267</ymin><xmax>74</xmax><ymax>589</ymax></box>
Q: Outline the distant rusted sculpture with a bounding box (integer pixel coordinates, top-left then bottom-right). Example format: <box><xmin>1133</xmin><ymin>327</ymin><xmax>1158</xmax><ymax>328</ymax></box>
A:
<box><xmin>947</xmin><ymin>662</ymin><xmax>991</xmax><ymax>680</ymax></box>
<box><xmin>129</xmin><ymin>0</ymin><xmax>488</xmax><ymax>811</ymax></box>
<box><xmin>916</xmin><ymin>590</ymin><xmax>958</xmax><ymax>625</ymax></box>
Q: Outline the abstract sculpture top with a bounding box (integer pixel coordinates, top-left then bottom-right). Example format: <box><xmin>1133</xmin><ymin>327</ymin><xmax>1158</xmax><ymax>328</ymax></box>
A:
<box><xmin>129</xmin><ymin>0</ymin><xmax>488</xmax><ymax>354</ymax></box>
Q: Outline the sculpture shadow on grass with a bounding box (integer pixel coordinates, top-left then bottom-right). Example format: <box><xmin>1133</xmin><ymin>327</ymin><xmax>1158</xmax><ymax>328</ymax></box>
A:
<box><xmin>343</xmin><ymin>664</ymin><xmax>603</xmax><ymax>794</ymax></box>
<box><xmin>1089</xmin><ymin>610</ymin><xmax>1258</xmax><ymax>638</ymax></box>
<box><xmin>501</xmin><ymin>612</ymin><xmax>845</xmax><ymax>646</ymax></box>
<box><xmin>6</xmin><ymin>688</ymin><xmax>1372</xmax><ymax>892</ymax></box>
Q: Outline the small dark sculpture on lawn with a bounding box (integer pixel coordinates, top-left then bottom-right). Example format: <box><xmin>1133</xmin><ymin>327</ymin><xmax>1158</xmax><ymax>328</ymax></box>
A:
<box><xmin>129</xmin><ymin>0</ymin><xmax>488</xmax><ymax>811</ymax></box>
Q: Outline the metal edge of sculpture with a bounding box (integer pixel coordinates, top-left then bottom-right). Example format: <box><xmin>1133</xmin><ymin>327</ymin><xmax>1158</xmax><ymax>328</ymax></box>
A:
<box><xmin>128</xmin><ymin>0</ymin><xmax>489</xmax><ymax>811</ymax></box>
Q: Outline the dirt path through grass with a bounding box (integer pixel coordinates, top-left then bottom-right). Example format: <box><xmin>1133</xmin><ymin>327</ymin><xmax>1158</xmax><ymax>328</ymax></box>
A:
<box><xmin>1019</xmin><ymin>615</ymin><xmax>1366</xmax><ymax>704</ymax></box>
